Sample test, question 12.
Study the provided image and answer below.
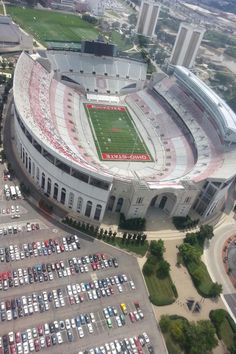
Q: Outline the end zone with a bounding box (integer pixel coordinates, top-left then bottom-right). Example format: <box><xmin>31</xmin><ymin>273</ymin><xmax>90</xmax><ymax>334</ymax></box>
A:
<box><xmin>101</xmin><ymin>153</ymin><xmax>152</xmax><ymax>161</ymax></box>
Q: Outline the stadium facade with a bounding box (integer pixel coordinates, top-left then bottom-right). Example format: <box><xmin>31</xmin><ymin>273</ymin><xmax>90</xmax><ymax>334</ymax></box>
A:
<box><xmin>12</xmin><ymin>46</ymin><xmax>236</xmax><ymax>223</ymax></box>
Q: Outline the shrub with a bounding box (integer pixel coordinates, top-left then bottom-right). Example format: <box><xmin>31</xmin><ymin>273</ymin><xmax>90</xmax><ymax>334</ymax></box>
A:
<box><xmin>119</xmin><ymin>213</ymin><xmax>146</xmax><ymax>231</ymax></box>
<box><xmin>172</xmin><ymin>216</ymin><xmax>199</xmax><ymax>230</ymax></box>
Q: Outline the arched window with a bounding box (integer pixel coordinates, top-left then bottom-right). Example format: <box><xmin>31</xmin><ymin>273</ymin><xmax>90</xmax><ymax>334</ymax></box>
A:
<box><xmin>28</xmin><ymin>157</ymin><xmax>31</xmax><ymax>174</ymax></box>
<box><xmin>32</xmin><ymin>162</ymin><xmax>35</xmax><ymax>178</ymax></box>
<box><xmin>41</xmin><ymin>172</ymin><xmax>45</xmax><ymax>189</ymax></box>
<box><xmin>107</xmin><ymin>196</ymin><xmax>116</xmax><ymax>211</ymax></box>
<box><xmin>25</xmin><ymin>153</ymin><xmax>28</xmax><ymax>169</ymax></box>
<box><xmin>47</xmin><ymin>178</ymin><xmax>51</xmax><ymax>196</ymax></box>
<box><xmin>60</xmin><ymin>188</ymin><xmax>66</xmax><ymax>205</ymax></box>
<box><xmin>68</xmin><ymin>192</ymin><xmax>74</xmax><ymax>209</ymax></box>
<box><xmin>85</xmin><ymin>201</ymin><xmax>92</xmax><ymax>217</ymax></box>
<box><xmin>159</xmin><ymin>196</ymin><xmax>167</xmax><ymax>209</ymax></box>
<box><xmin>115</xmin><ymin>198</ymin><xmax>123</xmax><ymax>212</ymax></box>
<box><xmin>53</xmin><ymin>183</ymin><xmax>58</xmax><ymax>200</ymax></box>
<box><xmin>77</xmin><ymin>197</ymin><xmax>83</xmax><ymax>213</ymax></box>
<box><xmin>36</xmin><ymin>167</ymin><xmax>39</xmax><ymax>183</ymax></box>
<box><xmin>150</xmin><ymin>195</ymin><xmax>158</xmax><ymax>207</ymax></box>
<box><xmin>94</xmin><ymin>204</ymin><xmax>102</xmax><ymax>221</ymax></box>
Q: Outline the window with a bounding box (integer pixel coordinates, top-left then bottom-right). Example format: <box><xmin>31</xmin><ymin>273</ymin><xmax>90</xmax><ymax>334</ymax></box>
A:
<box><xmin>47</xmin><ymin>178</ymin><xmax>52</xmax><ymax>196</ymax></box>
<box><xmin>68</xmin><ymin>192</ymin><xmax>74</xmax><ymax>209</ymax></box>
<box><xmin>28</xmin><ymin>157</ymin><xmax>31</xmax><ymax>174</ymax></box>
<box><xmin>36</xmin><ymin>167</ymin><xmax>40</xmax><ymax>183</ymax></box>
<box><xmin>25</xmin><ymin>153</ymin><xmax>28</xmax><ymax>169</ymax></box>
<box><xmin>115</xmin><ymin>198</ymin><xmax>123</xmax><ymax>212</ymax></box>
<box><xmin>107</xmin><ymin>196</ymin><xmax>115</xmax><ymax>211</ymax></box>
<box><xmin>22</xmin><ymin>149</ymin><xmax>25</xmax><ymax>164</ymax></box>
<box><xmin>136</xmin><ymin>197</ymin><xmax>143</xmax><ymax>204</ymax></box>
<box><xmin>41</xmin><ymin>173</ymin><xmax>45</xmax><ymax>189</ymax></box>
<box><xmin>159</xmin><ymin>196</ymin><xmax>167</xmax><ymax>209</ymax></box>
<box><xmin>32</xmin><ymin>163</ymin><xmax>35</xmax><ymax>178</ymax></box>
<box><xmin>60</xmin><ymin>188</ymin><xmax>66</xmax><ymax>205</ymax></box>
<box><xmin>94</xmin><ymin>204</ymin><xmax>102</xmax><ymax>221</ymax></box>
<box><xmin>53</xmin><ymin>183</ymin><xmax>59</xmax><ymax>200</ymax></box>
<box><xmin>85</xmin><ymin>201</ymin><xmax>92</xmax><ymax>218</ymax></box>
<box><xmin>77</xmin><ymin>197</ymin><xmax>83</xmax><ymax>213</ymax></box>
<box><xmin>20</xmin><ymin>144</ymin><xmax>23</xmax><ymax>159</ymax></box>
<box><xmin>185</xmin><ymin>197</ymin><xmax>191</xmax><ymax>204</ymax></box>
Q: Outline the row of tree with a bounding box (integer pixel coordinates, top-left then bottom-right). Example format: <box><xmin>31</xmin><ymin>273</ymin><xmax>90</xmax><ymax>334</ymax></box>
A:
<box><xmin>63</xmin><ymin>217</ymin><xmax>147</xmax><ymax>245</ymax></box>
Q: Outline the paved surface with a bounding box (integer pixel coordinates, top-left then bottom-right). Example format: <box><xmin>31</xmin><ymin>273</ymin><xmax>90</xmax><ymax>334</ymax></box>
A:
<box><xmin>204</xmin><ymin>217</ymin><xmax>236</xmax><ymax>322</ymax></box>
<box><xmin>0</xmin><ymin>98</ymin><xmax>167</xmax><ymax>353</ymax></box>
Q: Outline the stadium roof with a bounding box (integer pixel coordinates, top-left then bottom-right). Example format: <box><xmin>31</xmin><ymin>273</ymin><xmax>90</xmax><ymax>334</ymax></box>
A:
<box><xmin>175</xmin><ymin>66</ymin><xmax>236</xmax><ymax>134</ymax></box>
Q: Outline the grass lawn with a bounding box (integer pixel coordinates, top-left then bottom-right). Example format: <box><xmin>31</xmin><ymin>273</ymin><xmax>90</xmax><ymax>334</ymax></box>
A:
<box><xmin>6</xmin><ymin>6</ymin><xmax>98</xmax><ymax>45</ymax></box>
<box><xmin>84</xmin><ymin>104</ymin><xmax>152</xmax><ymax>161</ymax></box>
<box><xmin>220</xmin><ymin>317</ymin><xmax>235</xmax><ymax>349</ymax></box>
<box><xmin>0</xmin><ymin>4</ymin><xmax>4</xmax><ymax>15</ymax></box>
<box><xmin>164</xmin><ymin>332</ymin><xmax>183</xmax><ymax>354</ymax></box>
<box><xmin>111</xmin><ymin>31</ymin><xmax>133</xmax><ymax>51</ymax></box>
<box><xmin>210</xmin><ymin>309</ymin><xmax>236</xmax><ymax>351</ymax></box>
<box><xmin>143</xmin><ymin>256</ymin><xmax>177</xmax><ymax>306</ymax></box>
<box><xmin>104</xmin><ymin>237</ymin><xmax>148</xmax><ymax>257</ymax></box>
<box><xmin>187</xmin><ymin>259</ymin><xmax>214</xmax><ymax>297</ymax></box>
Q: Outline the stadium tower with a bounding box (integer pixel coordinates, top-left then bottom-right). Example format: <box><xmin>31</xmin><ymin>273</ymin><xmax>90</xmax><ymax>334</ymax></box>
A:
<box><xmin>136</xmin><ymin>0</ymin><xmax>161</xmax><ymax>37</ymax></box>
<box><xmin>169</xmin><ymin>22</ymin><xmax>205</xmax><ymax>69</ymax></box>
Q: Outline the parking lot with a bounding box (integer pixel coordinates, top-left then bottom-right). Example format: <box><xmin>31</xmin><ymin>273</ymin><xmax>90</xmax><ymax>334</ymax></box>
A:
<box><xmin>0</xmin><ymin>169</ymin><xmax>166</xmax><ymax>354</ymax></box>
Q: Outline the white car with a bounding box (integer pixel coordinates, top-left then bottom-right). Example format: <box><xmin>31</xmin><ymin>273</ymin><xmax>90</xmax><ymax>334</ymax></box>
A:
<box><xmin>78</xmin><ymin>327</ymin><xmax>84</xmax><ymax>338</ymax></box>
<box><xmin>130</xmin><ymin>281</ymin><xmax>135</xmax><ymax>290</ymax></box>
<box><xmin>143</xmin><ymin>332</ymin><xmax>150</xmax><ymax>343</ymax></box>
<box><xmin>44</xmin><ymin>323</ymin><xmax>50</xmax><ymax>335</ymax></box>
<box><xmin>70</xmin><ymin>318</ymin><xmax>76</xmax><ymax>328</ymax></box>
<box><xmin>56</xmin><ymin>332</ymin><xmax>63</xmax><ymax>344</ymax></box>
<box><xmin>26</xmin><ymin>329</ymin><xmax>32</xmax><ymax>340</ymax></box>
<box><xmin>88</xmin><ymin>323</ymin><xmax>93</xmax><ymax>334</ymax></box>
<box><xmin>8</xmin><ymin>331</ymin><xmax>14</xmax><ymax>344</ymax></box>
<box><xmin>65</xmin><ymin>318</ymin><xmax>71</xmax><ymax>330</ymax></box>
<box><xmin>6</xmin><ymin>310</ymin><xmax>12</xmax><ymax>321</ymax></box>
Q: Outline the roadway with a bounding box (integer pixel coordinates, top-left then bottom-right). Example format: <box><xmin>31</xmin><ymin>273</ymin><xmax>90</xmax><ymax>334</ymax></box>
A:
<box><xmin>204</xmin><ymin>217</ymin><xmax>236</xmax><ymax>320</ymax></box>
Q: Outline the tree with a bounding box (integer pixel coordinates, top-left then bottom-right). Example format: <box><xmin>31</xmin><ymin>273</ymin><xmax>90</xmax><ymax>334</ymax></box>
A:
<box><xmin>157</xmin><ymin>260</ymin><xmax>170</xmax><ymax>278</ymax></box>
<box><xmin>184</xmin><ymin>320</ymin><xmax>218</xmax><ymax>354</ymax></box>
<box><xmin>132</xmin><ymin>233</ymin><xmax>137</xmax><ymax>241</ymax></box>
<box><xmin>143</xmin><ymin>262</ymin><xmax>153</xmax><ymax>276</ymax></box>
<box><xmin>209</xmin><ymin>282</ymin><xmax>222</xmax><ymax>298</ymax></box>
<box><xmin>135</xmin><ymin>34</ymin><xmax>149</xmax><ymax>48</ymax></box>
<box><xmin>112</xmin><ymin>21</ymin><xmax>120</xmax><ymax>30</ymax></box>
<box><xmin>178</xmin><ymin>243</ymin><xmax>201</xmax><ymax>264</ymax></box>
<box><xmin>141</xmin><ymin>234</ymin><xmax>147</xmax><ymax>244</ymax></box>
<box><xmin>150</xmin><ymin>239</ymin><xmax>165</xmax><ymax>258</ymax></box>
<box><xmin>209</xmin><ymin>309</ymin><xmax>226</xmax><ymax>333</ymax></box>
<box><xmin>159</xmin><ymin>315</ymin><xmax>171</xmax><ymax>333</ymax></box>
<box><xmin>198</xmin><ymin>225</ymin><xmax>214</xmax><ymax>243</ymax></box>
<box><xmin>169</xmin><ymin>319</ymin><xmax>185</xmax><ymax>342</ymax></box>
<box><xmin>122</xmin><ymin>232</ymin><xmax>127</xmax><ymax>242</ymax></box>
<box><xmin>184</xmin><ymin>232</ymin><xmax>198</xmax><ymax>245</ymax></box>
<box><xmin>128</xmin><ymin>13</ymin><xmax>137</xmax><ymax>25</ymax></box>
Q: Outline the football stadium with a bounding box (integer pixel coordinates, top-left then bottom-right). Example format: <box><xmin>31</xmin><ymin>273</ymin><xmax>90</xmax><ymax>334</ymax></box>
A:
<box><xmin>12</xmin><ymin>41</ymin><xmax>236</xmax><ymax>223</ymax></box>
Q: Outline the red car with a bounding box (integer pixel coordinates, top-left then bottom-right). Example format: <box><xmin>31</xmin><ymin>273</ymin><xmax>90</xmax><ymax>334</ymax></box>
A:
<box><xmin>60</xmin><ymin>245</ymin><xmax>65</xmax><ymax>252</ymax></box>
<box><xmin>37</xmin><ymin>325</ymin><xmax>43</xmax><ymax>336</ymax></box>
<box><xmin>45</xmin><ymin>336</ymin><xmax>51</xmax><ymax>347</ymax></box>
<box><xmin>15</xmin><ymin>332</ymin><xmax>21</xmax><ymax>344</ymax></box>
<box><xmin>91</xmin><ymin>263</ymin><xmax>97</xmax><ymax>271</ymax></box>
<box><xmin>34</xmin><ymin>339</ymin><xmax>40</xmax><ymax>352</ymax></box>
<box><xmin>129</xmin><ymin>312</ymin><xmax>135</xmax><ymax>323</ymax></box>
<box><xmin>10</xmin><ymin>344</ymin><xmax>16</xmax><ymax>354</ymax></box>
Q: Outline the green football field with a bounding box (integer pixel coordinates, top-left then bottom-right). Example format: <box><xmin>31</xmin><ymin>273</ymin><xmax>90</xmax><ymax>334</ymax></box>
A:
<box><xmin>6</xmin><ymin>6</ymin><xmax>98</xmax><ymax>45</ymax></box>
<box><xmin>84</xmin><ymin>104</ymin><xmax>152</xmax><ymax>162</ymax></box>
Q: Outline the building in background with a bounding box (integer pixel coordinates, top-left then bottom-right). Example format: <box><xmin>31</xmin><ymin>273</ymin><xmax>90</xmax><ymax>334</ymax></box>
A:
<box><xmin>87</xmin><ymin>0</ymin><xmax>105</xmax><ymax>16</ymax></box>
<box><xmin>136</xmin><ymin>0</ymin><xmax>161</xmax><ymax>37</ymax></box>
<box><xmin>169</xmin><ymin>22</ymin><xmax>205</xmax><ymax>69</ymax></box>
<box><xmin>0</xmin><ymin>16</ymin><xmax>33</xmax><ymax>54</ymax></box>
